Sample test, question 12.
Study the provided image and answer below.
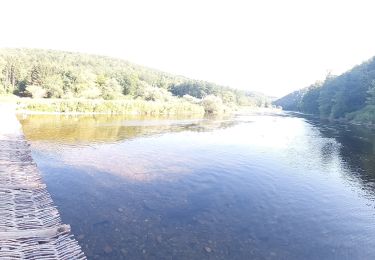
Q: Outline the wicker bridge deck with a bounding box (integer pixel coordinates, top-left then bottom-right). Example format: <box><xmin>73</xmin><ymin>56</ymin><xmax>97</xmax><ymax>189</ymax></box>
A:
<box><xmin>0</xmin><ymin>105</ymin><xmax>85</xmax><ymax>259</ymax></box>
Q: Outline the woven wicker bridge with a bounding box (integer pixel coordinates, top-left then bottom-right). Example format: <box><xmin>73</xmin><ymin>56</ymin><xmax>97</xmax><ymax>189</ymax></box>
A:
<box><xmin>0</xmin><ymin>105</ymin><xmax>86</xmax><ymax>259</ymax></box>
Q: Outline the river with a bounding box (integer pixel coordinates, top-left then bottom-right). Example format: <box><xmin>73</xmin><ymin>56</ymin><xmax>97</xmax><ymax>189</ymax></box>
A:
<box><xmin>18</xmin><ymin>112</ymin><xmax>375</xmax><ymax>259</ymax></box>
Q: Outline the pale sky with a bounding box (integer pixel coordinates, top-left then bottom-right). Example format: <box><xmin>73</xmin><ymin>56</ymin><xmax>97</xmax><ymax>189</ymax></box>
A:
<box><xmin>1</xmin><ymin>0</ymin><xmax>375</xmax><ymax>97</ymax></box>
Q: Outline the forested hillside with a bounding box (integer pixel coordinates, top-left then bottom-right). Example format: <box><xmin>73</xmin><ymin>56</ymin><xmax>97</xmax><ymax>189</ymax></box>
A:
<box><xmin>0</xmin><ymin>49</ymin><xmax>271</xmax><ymax>114</ymax></box>
<box><xmin>274</xmin><ymin>57</ymin><xmax>375</xmax><ymax>123</ymax></box>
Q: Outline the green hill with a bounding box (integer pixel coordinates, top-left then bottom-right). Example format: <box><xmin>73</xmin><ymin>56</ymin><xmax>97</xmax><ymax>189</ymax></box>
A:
<box><xmin>274</xmin><ymin>56</ymin><xmax>375</xmax><ymax>124</ymax></box>
<box><xmin>0</xmin><ymin>48</ymin><xmax>271</xmax><ymax>114</ymax></box>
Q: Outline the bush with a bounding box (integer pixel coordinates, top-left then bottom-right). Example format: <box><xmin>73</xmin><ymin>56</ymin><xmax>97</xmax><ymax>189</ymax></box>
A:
<box><xmin>25</xmin><ymin>85</ymin><xmax>46</xmax><ymax>98</ymax></box>
<box><xmin>136</xmin><ymin>84</ymin><xmax>173</xmax><ymax>102</ymax></box>
<box><xmin>183</xmin><ymin>94</ymin><xmax>200</xmax><ymax>103</ymax></box>
<box><xmin>347</xmin><ymin>105</ymin><xmax>375</xmax><ymax>124</ymax></box>
<box><xmin>201</xmin><ymin>95</ymin><xmax>224</xmax><ymax>114</ymax></box>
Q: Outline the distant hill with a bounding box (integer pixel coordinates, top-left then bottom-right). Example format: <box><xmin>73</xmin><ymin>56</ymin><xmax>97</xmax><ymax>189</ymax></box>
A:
<box><xmin>273</xmin><ymin>88</ymin><xmax>308</xmax><ymax>111</ymax></box>
<box><xmin>274</xmin><ymin>56</ymin><xmax>375</xmax><ymax>123</ymax></box>
<box><xmin>0</xmin><ymin>48</ymin><xmax>271</xmax><ymax>107</ymax></box>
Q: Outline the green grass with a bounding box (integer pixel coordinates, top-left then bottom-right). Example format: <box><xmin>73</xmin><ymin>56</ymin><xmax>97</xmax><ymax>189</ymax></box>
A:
<box><xmin>16</xmin><ymin>98</ymin><xmax>205</xmax><ymax>115</ymax></box>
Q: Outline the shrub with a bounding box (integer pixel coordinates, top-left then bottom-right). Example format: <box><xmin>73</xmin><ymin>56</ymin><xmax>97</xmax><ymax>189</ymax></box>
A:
<box><xmin>201</xmin><ymin>95</ymin><xmax>224</xmax><ymax>114</ymax></box>
<box><xmin>25</xmin><ymin>85</ymin><xmax>46</xmax><ymax>98</ymax></box>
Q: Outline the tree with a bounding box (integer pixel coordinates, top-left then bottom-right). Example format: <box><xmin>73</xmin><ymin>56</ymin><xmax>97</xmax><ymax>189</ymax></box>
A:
<box><xmin>170</xmin><ymin>82</ymin><xmax>206</xmax><ymax>98</ymax></box>
<box><xmin>30</xmin><ymin>64</ymin><xmax>43</xmax><ymax>86</ymax></box>
<box><xmin>118</xmin><ymin>73</ymin><xmax>138</xmax><ymax>95</ymax></box>
<box><xmin>366</xmin><ymin>80</ymin><xmax>375</xmax><ymax>105</ymax></box>
<box><xmin>44</xmin><ymin>75</ymin><xmax>64</xmax><ymax>98</ymax></box>
<box><xmin>221</xmin><ymin>90</ymin><xmax>236</xmax><ymax>104</ymax></box>
<box><xmin>101</xmin><ymin>78</ymin><xmax>122</xmax><ymax>100</ymax></box>
<box><xmin>300</xmin><ymin>83</ymin><xmax>321</xmax><ymax>114</ymax></box>
<box><xmin>275</xmin><ymin>56</ymin><xmax>375</xmax><ymax>122</ymax></box>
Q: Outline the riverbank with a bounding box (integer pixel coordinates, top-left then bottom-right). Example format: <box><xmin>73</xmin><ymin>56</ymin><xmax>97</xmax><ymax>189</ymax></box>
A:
<box><xmin>16</xmin><ymin>98</ymin><xmax>205</xmax><ymax>115</ymax></box>
<box><xmin>1</xmin><ymin>95</ymin><xmax>274</xmax><ymax>117</ymax></box>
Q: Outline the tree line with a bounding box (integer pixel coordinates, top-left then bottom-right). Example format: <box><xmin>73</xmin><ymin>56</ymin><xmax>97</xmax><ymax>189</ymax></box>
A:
<box><xmin>274</xmin><ymin>56</ymin><xmax>375</xmax><ymax>123</ymax></box>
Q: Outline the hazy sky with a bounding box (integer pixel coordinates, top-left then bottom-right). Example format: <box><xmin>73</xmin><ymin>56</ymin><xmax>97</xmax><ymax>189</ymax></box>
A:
<box><xmin>1</xmin><ymin>0</ymin><xmax>375</xmax><ymax>97</ymax></box>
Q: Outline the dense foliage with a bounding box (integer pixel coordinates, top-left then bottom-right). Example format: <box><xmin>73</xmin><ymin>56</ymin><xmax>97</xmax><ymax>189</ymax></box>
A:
<box><xmin>274</xmin><ymin>57</ymin><xmax>375</xmax><ymax>123</ymax></box>
<box><xmin>0</xmin><ymin>48</ymin><xmax>271</xmax><ymax>114</ymax></box>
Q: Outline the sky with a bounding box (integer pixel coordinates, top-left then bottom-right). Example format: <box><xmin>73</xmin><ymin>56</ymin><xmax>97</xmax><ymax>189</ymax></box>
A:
<box><xmin>1</xmin><ymin>0</ymin><xmax>375</xmax><ymax>97</ymax></box>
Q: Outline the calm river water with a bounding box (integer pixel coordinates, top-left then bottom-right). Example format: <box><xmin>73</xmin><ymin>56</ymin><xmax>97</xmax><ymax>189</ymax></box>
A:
<box><xmin>18</xmin><ymin>112</ymin><xmax>375</xmax><ymax>259</ymax></box>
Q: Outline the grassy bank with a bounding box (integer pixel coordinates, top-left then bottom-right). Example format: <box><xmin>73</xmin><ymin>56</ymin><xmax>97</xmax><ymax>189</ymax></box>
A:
<box><xmin>16</xmin><ymin>97</ymin><xmax>206</xmax><ymax>115</ymax></box>
<box><xmin>1</xmin><ymin>94</ymin><xmax>248</xmax><ymax>116</ymax></box>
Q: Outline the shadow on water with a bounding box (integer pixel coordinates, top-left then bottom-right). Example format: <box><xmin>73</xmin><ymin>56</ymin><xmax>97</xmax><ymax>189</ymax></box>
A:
<box><xmin>18</xmin><ymin>112</ymin><xmax>375</xmax><ymax>259</ymax></box>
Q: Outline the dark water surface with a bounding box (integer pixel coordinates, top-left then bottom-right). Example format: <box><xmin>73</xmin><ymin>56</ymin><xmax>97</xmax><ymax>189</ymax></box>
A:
<box><xmin>18</xmin><ymin>112</ymin><xmax>375</xmax><ymax>259</ymax></box>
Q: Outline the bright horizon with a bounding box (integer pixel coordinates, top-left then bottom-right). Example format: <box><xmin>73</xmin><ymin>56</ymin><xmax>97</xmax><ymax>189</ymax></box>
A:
<box><xmin>1</xmin><ymin>0</ymin><xmax>375</xmax><ymax>97</ymax></box>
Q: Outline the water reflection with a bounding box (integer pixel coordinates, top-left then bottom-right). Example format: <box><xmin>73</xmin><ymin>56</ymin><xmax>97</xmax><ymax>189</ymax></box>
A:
<box><xmin>18</xmin><ymin>114</ymin><xmax>237</xmax><ymax>181</ymax></box>
<box><xmin>19</xmin><ymin>113</ymin><xmax>375</xmax><ymax>259</ymax></box>
<box><xmin>18</xmin><ymin>114</ymin><xmax>235</xmax><ymax>144</ymax></box>
<box><xmin>291</xmin><ymin>113</ymin><xmax>375</xmax><ymax>189</ymax></box>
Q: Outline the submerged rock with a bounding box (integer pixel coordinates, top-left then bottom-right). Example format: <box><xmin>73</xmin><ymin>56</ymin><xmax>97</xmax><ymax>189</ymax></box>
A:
<box><xmin>104</xmin><ymin>245</ymin><xmax>113</xmax><ymax>254</ymax></box>
<box><xmin>204</xmin><ymin>246</ymin><xmax>212</xmax><ymax>253</ymax></box>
